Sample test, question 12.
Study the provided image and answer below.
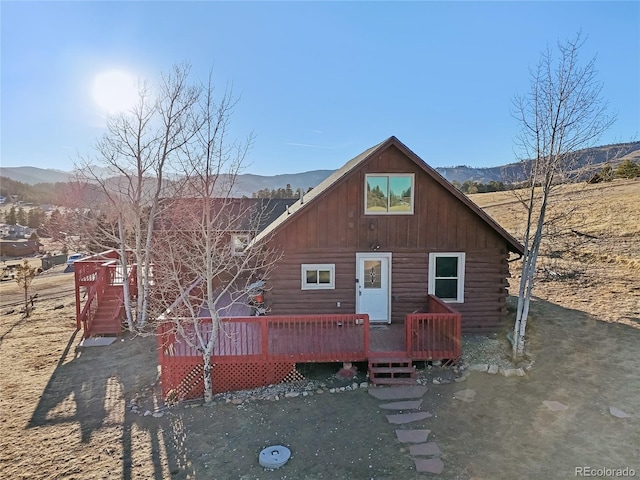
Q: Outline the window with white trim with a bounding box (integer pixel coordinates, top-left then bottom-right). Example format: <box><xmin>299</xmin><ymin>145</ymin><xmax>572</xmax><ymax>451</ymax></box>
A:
<box><xmin>231</xmin><ymin>234</ymin><xmax>250</xmax><ymax>255</ymax></box>
<box><xmin>428</xmin><ymin>253</ymin><xmax>465</xmax><ymax>302</ymax></box>
<box><xmin>365</xmin><ymin>174</ymin><xmax>414</xmax><ymax>214</ymax></box>
<box><xmin>301</xmin><ymin>264</ymin><xmax>335</xmax><ymax>290</ymax></box>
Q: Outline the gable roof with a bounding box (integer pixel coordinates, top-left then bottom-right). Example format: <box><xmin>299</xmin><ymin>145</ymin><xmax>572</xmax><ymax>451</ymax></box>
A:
<box><xmin>254</xmin><ymin>136</ymin><xmax>524</xmax><ymax>254</ymax></box>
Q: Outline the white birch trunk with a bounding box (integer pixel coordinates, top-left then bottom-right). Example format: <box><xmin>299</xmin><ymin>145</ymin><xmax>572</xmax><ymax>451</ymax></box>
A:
<box><xmin>514</xmin><ymin>250</ymin><xmax>537</xmax><ymax>358</ymax></box>
<box><xmin>202</xmin><ymin>352</ymin><xmax>213</xmax><ymax>404</ymax></box>
<box><xmin>119</xmin><ymin>214</ymin><xmax>136</xmax><ymax>332</ymax></box>
<box><xmin>513</xmin><ymin>186</ymin><xmax>547</xmax><ymax>359</ymax></box>
<box><xmin>201</xmin><ymin>316</ymin><xmax>220</xmax><ymax>403</ymax></box>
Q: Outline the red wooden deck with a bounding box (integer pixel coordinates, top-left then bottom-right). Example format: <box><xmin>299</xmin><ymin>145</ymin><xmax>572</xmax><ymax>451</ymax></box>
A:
<box><xmin>159</xmin><ymin>296</ymin><xmax>461</xmax><ymax>399</ymax></box>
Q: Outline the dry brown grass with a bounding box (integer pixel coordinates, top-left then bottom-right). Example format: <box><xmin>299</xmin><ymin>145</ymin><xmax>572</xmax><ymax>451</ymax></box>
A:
<box><xmin>472</xmin><ymin>178</ymin><xmax>640</xmax><ymax>238</ymax></box>
<box><xmin>470</xmin><ymin>178</ymin><xmax>640</xmax><ymax>326</ymax></box>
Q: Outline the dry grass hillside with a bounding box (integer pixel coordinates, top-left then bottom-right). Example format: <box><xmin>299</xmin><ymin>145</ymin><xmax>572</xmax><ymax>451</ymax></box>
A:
<box><xmin>470</xmin><ymin>178</ymin><xmax>640</xmax><ymax>326</ymax></box>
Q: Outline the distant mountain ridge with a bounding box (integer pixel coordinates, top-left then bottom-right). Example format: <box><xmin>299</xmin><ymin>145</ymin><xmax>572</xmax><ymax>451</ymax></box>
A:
<box><xmin>2</xmin><ymin>141</ymin><xmax>638</xmax><ymax>196</ymax></box>
<box><xmin>0</xmin><ymin>166</ymin><xmax>72</xmax><ymax>185</ymax></box>
<box><xmin>435</xmin><ymin>142</ymin><xmax>640</xmax><ymax>184</ymax></box>
<box><xmin>234</xmin><ymin>170</ymin><xmax>335</xmax><ymax>197</ymax></box>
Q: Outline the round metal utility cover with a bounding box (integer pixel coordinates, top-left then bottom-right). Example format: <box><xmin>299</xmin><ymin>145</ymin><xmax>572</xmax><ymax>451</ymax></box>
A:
<box><xmin>259</xmin><ymin>445</ymin><xmax>291</xmax><ymax>469</ymax></box>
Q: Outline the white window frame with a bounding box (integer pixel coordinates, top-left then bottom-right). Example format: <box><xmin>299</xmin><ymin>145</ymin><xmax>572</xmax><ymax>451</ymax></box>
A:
<box><xmin>301</xmin><ymin>263</ymin><xmax>335</xmax><ymax>290</ymax></box>
<box><xmin>428</xmin><ymin>252</ymin><xmax>465</xmax><ymax>303</ymax></box>
<box><xmin>231</xmin><ymin>233</ymin><xmax>250</xmax><ymax>256</ymax></box>
<box><xmin>364</xmin><ymin>173</ymin><xmax>415</xmax><ymax>215</ymax></box>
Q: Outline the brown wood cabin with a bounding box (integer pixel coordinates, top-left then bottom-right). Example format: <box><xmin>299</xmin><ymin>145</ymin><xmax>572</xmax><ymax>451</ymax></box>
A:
<box><xmin>255</xmin><ymin>136</ymin><xmax>524</xmax><ymax>334</ymax></box>
<box><xmin>82</xmin><ymin>136</ymin><xmax>525</xmax><ymax>398</ymax></box>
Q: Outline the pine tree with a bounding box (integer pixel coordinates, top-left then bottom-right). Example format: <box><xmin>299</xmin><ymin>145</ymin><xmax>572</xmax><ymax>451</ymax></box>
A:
<box><xmin>6</xmin><ymin>206</ymin><xmax>17</xmax><ymax>225</ymax></box>
<box><xmin>27</xmin><ymin>207</ymin><xmax>45</xmax><ymax>229</ymax></box>
<box><xmin>616</xmin><ymin>159</ymin><xmax>640</xmax><ymax>179</ymax></box>
<box><xmin>16</xmin><ymin>206</ymin><xmax>27</xmax><ymax>226</ymax></box>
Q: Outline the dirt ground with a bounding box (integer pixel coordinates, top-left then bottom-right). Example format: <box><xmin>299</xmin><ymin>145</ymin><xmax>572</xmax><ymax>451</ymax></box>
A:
<box><xmin>1</xmin><ymin>180</ymin><xmax>639</xmax><ymax>479</ymax></box>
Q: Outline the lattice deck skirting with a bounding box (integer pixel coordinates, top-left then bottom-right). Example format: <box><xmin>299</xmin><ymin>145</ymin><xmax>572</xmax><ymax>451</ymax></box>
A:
<box><xmin>162</xmin><ymin>360</ymin><xmax>298</xmax><ymax>400</ymax></box>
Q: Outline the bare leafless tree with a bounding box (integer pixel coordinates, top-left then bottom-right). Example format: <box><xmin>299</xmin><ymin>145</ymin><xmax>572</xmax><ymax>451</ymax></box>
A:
<box><xmin>510</xmin><ymin>32</ymin><xmax>615</xmax><ymax>359</ymax></box>
<box><xmin>77</xmin><ymin>63</ymin><xmax>201</xmax><ymax>332</ymax></box>
<box><xmin>15</xmin><ymin>259</ymin><xmax>37</xmax><ymax>317</ymax></box>
<box><xmin>76</xmin><ymin>63</ymin><xmax>279</xmax><ymax>399</ymax></box>
<box><xmin>150</xmin><ymin>77</ymin><xmax>282</xmax><ymax>402</ymax></box>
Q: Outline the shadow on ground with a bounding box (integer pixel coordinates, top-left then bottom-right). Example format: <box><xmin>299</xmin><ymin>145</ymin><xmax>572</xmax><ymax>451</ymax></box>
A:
<box><xmin>23</xmin><ymin>296</ymin><xmax>640</xmax><ymax>479</ymax></box>
<box><xmin>27</xmin><ymin>331</ymin><xmax>186</xmax><ymax>479</ymax></box>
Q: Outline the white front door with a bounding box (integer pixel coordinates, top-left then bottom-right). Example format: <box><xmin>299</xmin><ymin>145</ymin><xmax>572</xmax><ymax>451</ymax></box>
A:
<box><xmin>356</xmin><ymin>252</ymin><xmax>391</xmax><ymax>323</ymax></box>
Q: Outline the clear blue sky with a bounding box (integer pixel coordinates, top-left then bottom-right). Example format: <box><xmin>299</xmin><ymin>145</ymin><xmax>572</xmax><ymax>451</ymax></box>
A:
<box><xmin>1</xmin><ymin>1</ymin><xmax>639</xmax><ymax>176</ymax></box>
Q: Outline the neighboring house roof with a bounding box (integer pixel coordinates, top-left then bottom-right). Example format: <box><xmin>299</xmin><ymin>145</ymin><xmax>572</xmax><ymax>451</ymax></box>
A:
<box><xmin>254</xmin><ymin>136</ymin><xmax>524</xmax><ymax>254</ymax></box>
<box><xmin>251</xmin><ymin>198</ymin><xmax>299</xmax><ymax>231</ymax></box>
<box><xmin>158</xmin><ymin>197</ymin><xmax>297</xmax><ymax>233</ymax></box>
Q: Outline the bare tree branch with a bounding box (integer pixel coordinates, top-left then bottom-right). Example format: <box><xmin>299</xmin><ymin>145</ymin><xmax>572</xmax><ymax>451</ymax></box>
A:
<box><xmin>76</xmin><ymin>63</ymin><xmax>202</xmax><ymax>332</ymax></box>
<box><xmin>510</xmin><ymin>32</ymin><xmax>616</xmax><ymax>359</ymax></box>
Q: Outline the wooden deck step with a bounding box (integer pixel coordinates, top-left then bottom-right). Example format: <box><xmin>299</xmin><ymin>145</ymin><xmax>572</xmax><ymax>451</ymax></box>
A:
<box><xmin>370</xmin><ymin>377</ymin><xmax>419</xmax><ymax>386</ymax></box>
<box><xmin>89</xmin><ymin>317</ymin><xmax>122</xmax><ymax>335</ymax></box>
<box><xmin>369</xmin><ymin>357</ymin><xmax>412</xmax><ymax>365</ymax></box>
<box><xmin>86</xmin><ymin>287</ymin><xmax>124</xmax><ymax>337</ymax></box>
<box><xmin>368</xmin><ymin>357</ymin><xmax>417</xmax><ymax>385</ymax></box>
<box><xmin>89</xmin><ymin>326</ymin><xmax>121</xmax><ymax>335</ymax></box>
<box><xmin>369</xmin><ymin>366</ymin><xmax>416</xmax><ymax>374</ymax></box>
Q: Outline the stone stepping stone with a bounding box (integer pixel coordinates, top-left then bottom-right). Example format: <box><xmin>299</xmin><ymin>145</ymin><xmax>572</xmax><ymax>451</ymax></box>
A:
<box><xmin>379</xmin><ymin>400</ymin><xmax>423</xmax><ymax>410</ymax></box>
<box><xmin>79</xmin><ymin>337</ymin><xmax>117</xmax><ymax>347</ymax></box>
<box><xmin>543</xmin><ymin>400</ymin><xmax>568</xmax><ymax>412</ymax></box>
<box><xmin>453</xmin><ymin>389</ymin><xmax>476</xmax><ymax>402</ymax></box>
<box><xmin>469</xmin><ymin>363</ymin><xmax>489</xmax><ymax>372</ymax></box>
<box><xmin>415</xmin><ymin>457</ymin><xmax>444</xmax><ymax>474</ymax></box>
<box><xmin>395</xmin><ymin>429</ymin><xmax>430</xmax><ymax>443</ymax></box>
<box><xmin>609</xmin><ymin>406</ymin><xmax>631</xmax><ymax>418</ymax></box>
<box><xmin>409</xmin><ymin>442</ymin><xmax>441</xmax><ymax>456</ymax></box>
<box><xmin>386</xmin><ymin>412</ymin><xmax>432</xmax><ymax>424</ymax></box>
<box><xmin>368</xmin><ymin>386</ymin><xmax>428</xmax><ymax>400</ymax></box>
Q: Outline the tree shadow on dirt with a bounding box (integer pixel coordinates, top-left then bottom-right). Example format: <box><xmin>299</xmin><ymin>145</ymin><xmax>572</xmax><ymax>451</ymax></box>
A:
<box><xmin>27</xmin><ymin>329</ymin><xmax>106</xmax><ymax>441</ymax></box>
<box><xmin>27</xmin><ymin>331</ymin><xmax>190</xmax><ymax>479</ymax></box>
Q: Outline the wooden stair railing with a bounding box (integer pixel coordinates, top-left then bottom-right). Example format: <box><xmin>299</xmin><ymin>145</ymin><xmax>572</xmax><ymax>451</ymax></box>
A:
<box><xmin>80</xmin><ymin>262</ymin><xmax>127</xmax><ymax>338</ymax></box>
<box><xmin>80</xmin><ymin>265</ymin><xmax>109</xmax><ymax>338</ymax></box>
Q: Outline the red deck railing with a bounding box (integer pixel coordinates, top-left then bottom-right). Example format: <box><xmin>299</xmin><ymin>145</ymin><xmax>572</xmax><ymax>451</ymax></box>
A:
<box><xmin>78</xmin><ymin>265</ymin><xmax>109</xmax><ymax>338</ymax></box>
<box><xmin>74</xmin><ymin>250</ymin><xmax>120</xmax><ymax>328</ymax></box>
<box><xmin>159</xmin><ymin>313</ymin><xmax>370</xmax><ymax>363</ymax></box>
<box><xmin>158</xmin><ymin>314</ymin><xmax>370</xmax><ymax>398</ymax></box>
<box><xmin>405</xmin><ymin>295</ymin><xmax>461</xmax><ymax>360</ymax></box>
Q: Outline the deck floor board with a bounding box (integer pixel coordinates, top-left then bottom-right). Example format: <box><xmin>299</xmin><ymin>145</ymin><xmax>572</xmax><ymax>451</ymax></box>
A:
<box><xmin>369</xmin><ymin>324</ymin><xmax>406</xmax><ymax>353</ymax></box>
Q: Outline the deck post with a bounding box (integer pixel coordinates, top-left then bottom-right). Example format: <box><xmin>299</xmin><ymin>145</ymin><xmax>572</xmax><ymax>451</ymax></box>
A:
<box><xmin>405</xmin><ymin>315</ymin><xmax>413</xmax><ymax>357</ymax></box>
<box><xmin>260</xmin><ymin>316</ymin><xmax>269</xmax><ymax>360</ymax></box>
<box><xmin>74</xmin><ymin>266</ymin><xmax>81</xmax><ymax>330</ymax></box>
<box><xmin>363</xmin><ymin>314</ymin><xmax>370</xmax><ymax>355</ymax></box>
